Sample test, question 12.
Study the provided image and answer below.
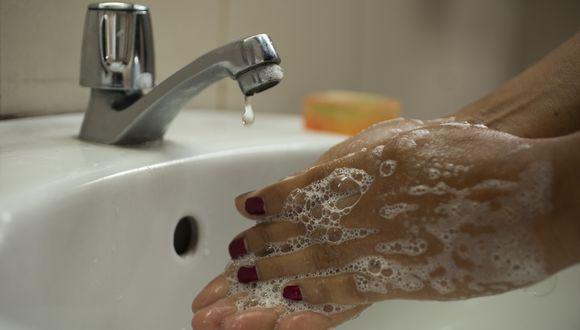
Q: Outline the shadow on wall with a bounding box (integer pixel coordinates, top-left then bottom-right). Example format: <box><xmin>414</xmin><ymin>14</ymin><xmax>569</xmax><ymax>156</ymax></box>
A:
<box><xmin>0</xmin><ymin>0</ymin><xmax>579</xmax><ymax>119</ymax></box>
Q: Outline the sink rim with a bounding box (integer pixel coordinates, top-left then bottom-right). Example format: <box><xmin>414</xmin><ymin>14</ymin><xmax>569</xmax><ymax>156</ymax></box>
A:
<box><xmin>0</xmin><ymin>110</ymin><xmax>344</xmax><ymax>210</ymax></box>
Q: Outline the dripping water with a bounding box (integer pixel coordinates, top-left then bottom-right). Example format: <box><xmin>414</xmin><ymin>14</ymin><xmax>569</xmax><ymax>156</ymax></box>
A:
<box><xmin>242</xmin><ymin>95</ymin><xmax>255</xmax><ymax>126</ymax></box>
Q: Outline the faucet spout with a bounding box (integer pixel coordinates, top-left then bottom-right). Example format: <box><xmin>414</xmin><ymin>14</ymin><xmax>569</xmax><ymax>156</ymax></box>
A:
<box><xmin>79</xmin><ymin>33</ymin><xmax>282</xmax><ymax>145</ymax></box>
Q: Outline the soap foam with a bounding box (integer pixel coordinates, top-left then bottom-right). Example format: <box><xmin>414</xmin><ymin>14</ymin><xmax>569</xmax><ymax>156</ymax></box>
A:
<box><xmin>427</xmin><ymin>168</ymin><xmax>441</xmax><ymax>180</ymax></box>
<box><xmin>379</xmin><ymin>160</ymin><xmax>397</xmax><ymax>177</ymax></box>
<box><xmin>228</xmin><ymin>167</ymin><xmax>376</xmax><ymax>315</ymax></box>
<box><xmin>440</xmin><ymin>121</ymin><xmax>471</xmax><ymax>129</ymax></box>
<box><xmin>372</xmin><ymin>145</ymin><xmax>385</xmax><ymax>158</ymax></box>
<box><xmin>397</xmin><ymin>137</ymin><xmax>417</xmax><ymax>149</ymax></box>
<box><xmin>376</xmin><ymin>238</ymin><xmax>428</xmax><ymax>256</ymax></box>
<box><xmin>410</xmin><ymin>129</ymin><xmax>430</xmax><ymax>138</ymax></box>
<box><xmin>267</xmin><ymin>167</ymin><xmax>377</xmax><ymax>255</ymax></box>
<box><xmin>425</xmin><ymin>162</ymin><xmax>471</xmax><ymax>180</ymax></box>
<box><xmin>379</xmin><ymin>203</ymin><xmax>418</xmax><ymax>220</ymax></box>
<box><xmin>367</xmin><ymin>161</ymin><xmax>552</xmax><ymax>296</ymax></box>
<box><xmin>408</xmin><ymin>182</ymin><xmax>457</xmax><ymax>196</ymax></box>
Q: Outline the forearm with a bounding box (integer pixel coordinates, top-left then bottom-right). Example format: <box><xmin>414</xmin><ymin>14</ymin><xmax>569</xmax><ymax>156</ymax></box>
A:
<box><xmin>455</xmin><ymin>31</ymin><xmax>580</xmax><ymax>138</ymax></box>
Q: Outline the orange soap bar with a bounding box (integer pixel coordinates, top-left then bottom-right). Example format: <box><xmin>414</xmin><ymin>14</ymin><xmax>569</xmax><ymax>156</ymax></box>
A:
<box><xmin>303</xmin><ymin>90</ymin><xmax>401</xmax><ymax>136</ymax></box>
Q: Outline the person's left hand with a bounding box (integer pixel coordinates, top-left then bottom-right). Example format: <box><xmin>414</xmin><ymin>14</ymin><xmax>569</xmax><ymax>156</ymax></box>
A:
<box><xmin>191</xmin><ymin>119</ymin><xmax>551</xmax><ymax>329</ymax></box>
<box><xmin>191</xmin><ymin>118</ymin><xmax>432</xmax><ymax>330</ymax></box>
<box><xmin>191</xmin><ymin>118</ymin><xmax>429</xmax><ymax>330</ymax></box>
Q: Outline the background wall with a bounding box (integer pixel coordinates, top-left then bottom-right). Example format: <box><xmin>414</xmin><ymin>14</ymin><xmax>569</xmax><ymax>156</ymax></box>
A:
<box><xmin>0</xmin><ymin>0</ymin><xmax>579</xmax><ymax>120</ymax></box>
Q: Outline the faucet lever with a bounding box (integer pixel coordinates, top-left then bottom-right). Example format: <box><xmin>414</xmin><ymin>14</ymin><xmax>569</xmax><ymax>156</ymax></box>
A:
<box><xmin>80</xmin><ymin>2</ymin><xmax>154</xmax><ymax>91</ymax></box>
<box><xmin>78</xmin><ymin>2</ymin><xmax>283</xmax><ymax>145</ymax></box>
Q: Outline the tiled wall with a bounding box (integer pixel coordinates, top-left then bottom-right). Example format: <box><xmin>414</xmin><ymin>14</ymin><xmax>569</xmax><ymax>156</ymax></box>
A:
<box><xmin>1</xmin><ymin>0</ymin><xmax>579</xmax><ymax>120</ymax></box>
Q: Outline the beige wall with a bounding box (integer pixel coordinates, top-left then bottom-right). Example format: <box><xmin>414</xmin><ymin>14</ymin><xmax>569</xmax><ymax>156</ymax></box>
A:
<box><xmin>1</xmin><ymin>0</ymin><xmax>578</xmax><ymax>120</ymax></box>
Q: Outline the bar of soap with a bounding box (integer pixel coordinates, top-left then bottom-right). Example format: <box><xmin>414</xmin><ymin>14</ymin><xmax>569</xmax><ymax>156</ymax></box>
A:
<box><xmin>303</xmin><ymin>90</ymin><xmax>401</xmax><ymax>135</ymax></box>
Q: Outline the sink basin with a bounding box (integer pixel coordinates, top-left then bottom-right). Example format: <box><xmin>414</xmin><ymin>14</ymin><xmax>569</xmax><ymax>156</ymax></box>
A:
<box><xmin>0</xmin><ymin>111</ymin><xmax>579</xmax><ymax>330</ymax></box>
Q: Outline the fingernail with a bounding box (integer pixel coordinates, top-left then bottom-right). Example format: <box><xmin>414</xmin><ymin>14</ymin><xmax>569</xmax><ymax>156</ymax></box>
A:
<box><xmin>237</xmin><ymin>266</ymin><xmax>259</xmax><ymax>283</ymax></box>
<box><xmin>282</xmin><ymin>285</ymin><xmax>303</xmax><ymax>301</ymax></box>
<box><xmin>228</xmin><ymin>237</ymin><xmax>247</xmax><ymax>259</ymax></box>
<box><xmin>245</xmin><ymin>197</ymin><xmax>265</xmax><ymax>215</ymax></box>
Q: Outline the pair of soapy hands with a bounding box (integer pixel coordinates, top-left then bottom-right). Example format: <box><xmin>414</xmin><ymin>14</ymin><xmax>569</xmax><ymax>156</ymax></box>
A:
<box><xmin>191</xmin><ymin>117</ymin><xmax>552</xmax><ymax>330</ymax></box>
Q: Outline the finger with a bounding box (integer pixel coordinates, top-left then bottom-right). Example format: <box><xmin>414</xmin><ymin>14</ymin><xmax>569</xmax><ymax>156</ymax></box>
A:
<box><xmin>277</xmin><ymin>305</ymin><xmax>370</xmax><ymax>330</ymax></box>
<box><xmin>221</xmin><ymin>308</ymin><xmax>279</xmax><ymax>330</ymax></box>
<box><xmin>257</xmin><ymin>243</ymin><xmax>347</xmax><ymax>280</ymax></box>
<box><xmin>234</xmin><ymin>162</ymin><xmax>338</xmax><ymax>219</ymax></box>
<box><xmin>280</xmin><ymin>261</ymin><xmax>444</xmax><ymax>305</ymax></box>
<box><xmin>193</xmin><ymin>274</ymin><xmax>229</xmax><ymax>312</ymax></box>
<box><xmin>277</xmin><ymin>312</ymin><xmax>332</xmax><ymax>330</ymax></box>
<box><xmin>236</xmin><ymin>238</ymin><xmax>379</xmax><ymax>283</ymax></box>
<box><xmin>234</xmin><ymin>150</ymin><xmax>379</xmax><ymax>220</ymax></box>
<box><xmin>228</xmin><ymin>222</ymin><xmax>306</xmax><ymax>259</ymax></box>
<box><xmin>192</xmin><ymin>297</ymin><xmax>237</xmax><ymax>330</ymax></box>
<box><xmin>281</xmin><ymin>273</ymin><xmax>380</xmax><ymax>305</ymax></box>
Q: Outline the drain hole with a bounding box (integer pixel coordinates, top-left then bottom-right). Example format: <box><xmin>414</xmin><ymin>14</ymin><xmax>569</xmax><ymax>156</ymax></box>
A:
<box><xmin>173</xmin><ymin>216</ymin><xmax>199</xmax><ymax>257</ymax></box>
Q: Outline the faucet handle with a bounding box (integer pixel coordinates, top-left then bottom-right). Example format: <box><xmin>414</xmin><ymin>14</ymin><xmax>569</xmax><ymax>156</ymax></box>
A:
<box><xmin>80</xmin><ymin>2</ymin><xmax>155</xmax><ymax>91</ymax></box>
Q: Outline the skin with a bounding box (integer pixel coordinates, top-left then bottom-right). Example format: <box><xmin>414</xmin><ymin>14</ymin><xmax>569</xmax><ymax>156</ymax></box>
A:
<box><xmin>192</xmin><ymin>31</ymin><xmax>580</xmax><ymax>329</ymax></box>
<box><xmin>455</xmin><ymin>31</ymin><xmax>580</xmax><ymax>138</ymax></box>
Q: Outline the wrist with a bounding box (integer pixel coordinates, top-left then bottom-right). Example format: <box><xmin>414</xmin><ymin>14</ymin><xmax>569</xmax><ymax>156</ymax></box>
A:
<box><xmin>536</xmin><ymin>133</ymin><xmax>580</xmax><ymax>273</ymax></box>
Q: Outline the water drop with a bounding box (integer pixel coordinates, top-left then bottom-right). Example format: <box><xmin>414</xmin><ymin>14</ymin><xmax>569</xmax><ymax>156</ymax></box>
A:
<box><xmin>242</xmin><ymin>95</ymin><xmax>255</xmax><ymax>126</ymax></box>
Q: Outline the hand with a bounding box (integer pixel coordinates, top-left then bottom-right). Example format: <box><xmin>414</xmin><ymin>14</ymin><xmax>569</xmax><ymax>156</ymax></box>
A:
<box><xmin>190</xmin><ymin>117</ymin><xmax>425</xmax><ymax>330</ymax></box>
<box><xmin>192</xmin><ymin>122</ymin><xmax>554</xmax><ymax>330</ymax></box>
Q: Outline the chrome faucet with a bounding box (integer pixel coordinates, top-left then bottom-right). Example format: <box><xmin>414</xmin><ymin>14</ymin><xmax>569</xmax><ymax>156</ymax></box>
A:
<box><xmin>79</xmin><ymin>2</ymin><xmax>283</xmax><ymax>145</ymax></box>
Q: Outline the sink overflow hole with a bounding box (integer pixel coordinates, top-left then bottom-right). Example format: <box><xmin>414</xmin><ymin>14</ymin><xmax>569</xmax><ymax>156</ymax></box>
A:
<box><xmin>173</xmin><ymin>216</ymin><xmax>199</xmax><ymax>257</ymax></box>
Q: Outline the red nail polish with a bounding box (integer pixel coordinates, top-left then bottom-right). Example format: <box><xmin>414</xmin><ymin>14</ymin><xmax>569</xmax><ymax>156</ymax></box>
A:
<box><xmin>228</xmin><ymin>237</ymin><xmax>247</xmax><ymax>259</ymax></box>
<box><xmin>237</xmin><ymin>266</ymin><xmax>259</xmax><ymax>283</ymax></box>
<box><xmin>245</xmin><ymin>197</ymin><xmax>265</xmax><ymax>215</ymax></box>
<box><xmin>282</xmin><ymin>285</ymin><xmax>303</xmax><ymax>301</ymax></box>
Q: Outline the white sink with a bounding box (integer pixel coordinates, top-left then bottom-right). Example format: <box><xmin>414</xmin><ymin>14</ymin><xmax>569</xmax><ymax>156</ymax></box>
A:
<box><xmin>0</xmin><ymin>111</ymin><xmax>579</xmax><ymax>330</ymax></box>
